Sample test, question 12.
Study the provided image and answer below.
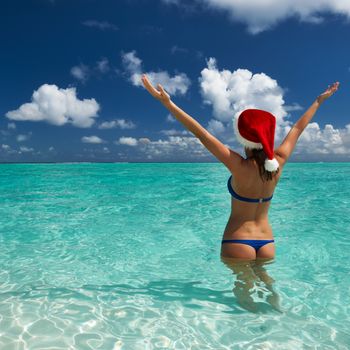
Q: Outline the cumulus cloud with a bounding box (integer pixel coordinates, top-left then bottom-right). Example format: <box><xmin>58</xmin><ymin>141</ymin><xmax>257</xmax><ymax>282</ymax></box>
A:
<box><xmin>207</xmin><ymin>119</ymin><xmax>226</xmax><ymax>135</ymax></box>
<box><xmin>115</xmin><ymin>134</ymin><xmax>208</xmax><ymax>160</ymax></box>
<box><xmin>82</xmin><ymin>20</ymin><xmax>118</xmax><ymax>31</ymax></box>
<box><xmin>199</xmin><ymin>57</ymin><xmax>350</xmax><ymax>159</ymax></box>
<box><xmin>117</xmin><ymin>136</ymin><xmax>139</xmax><ymax>146</ymax></box>
<box><xmin>98</xmin><ymin>119</ymin><xmax>136</xmax><ymax>130</ymax></box>
<box><xmin>199</xmin><ymin>57</ymin><xmax>289</xmax><ymax>143</ymax></box>
<box><xmin>7</xmin><ymin>123</ymin><xmax>16</xmax><ymax>129</ymax></box>
<box><xmin>294</xmin><ymin>123</ymin><xmax>350</xmax><ymax>157</ymax></box>
<box><xmin>138</xmin><ymin>135</ymin><xmax>208</xmax><ymax>160</ymax></box>
<box><xmin>81</xmin><ymin>136</ymin><xmax>104</xmax><ymax>144</ymax></box>
<box><xmin>121</xmin><ymin>50</ymin><xmax>191</xmax><ymax>95</ymax></box>
<box><xmin>168</xmin><ymin>0</ymin><xmax>350</xmax><ymax>34</ymax></box>
<box><xmin>6</xmin><ymin>84</ymin><xmax>100</xmax><ymax>128</ymax></box>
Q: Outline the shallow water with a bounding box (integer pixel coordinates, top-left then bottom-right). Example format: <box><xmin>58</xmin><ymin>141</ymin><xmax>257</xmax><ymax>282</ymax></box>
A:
<box><xmin>0</xmin><ymin>163</ymin><xmax>349</xmax><ymax>349</ymax></box>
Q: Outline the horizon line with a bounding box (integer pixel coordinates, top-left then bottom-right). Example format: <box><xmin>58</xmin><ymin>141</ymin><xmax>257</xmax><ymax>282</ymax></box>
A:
<box><xmin>1</xmin><ymin>161</ymin><xmax>350</xmax><ymax>165</ymax></box>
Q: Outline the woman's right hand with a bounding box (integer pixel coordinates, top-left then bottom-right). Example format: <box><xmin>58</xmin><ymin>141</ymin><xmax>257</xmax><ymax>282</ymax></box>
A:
<box><xmin>317</xmin><ymin>82</ymin><xmax>340</xmax><ymax>104</ymax></box>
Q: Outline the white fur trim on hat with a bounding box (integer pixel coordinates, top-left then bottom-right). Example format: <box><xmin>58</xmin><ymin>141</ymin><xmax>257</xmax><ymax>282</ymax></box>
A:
<box><xmin>233</xmin><ymin>117</ymin><xmax>263</xmax><ymax>149</ymax></box>
<box><xmin>264</xmin><ymin>158</ymin><xmax>279</xmax><ymax>172</ymax></box>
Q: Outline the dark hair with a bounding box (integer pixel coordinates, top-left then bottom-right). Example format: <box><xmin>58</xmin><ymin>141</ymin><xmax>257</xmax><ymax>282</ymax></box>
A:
<box><xmin>251</xmin><ymin>149</ymin><xmax>279</xmax><ymax>182</ymax></box>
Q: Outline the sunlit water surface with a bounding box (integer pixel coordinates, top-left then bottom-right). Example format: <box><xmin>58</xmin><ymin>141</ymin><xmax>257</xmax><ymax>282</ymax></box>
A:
<box><xmin>0</xmin><ymin>163</ymin><xmax>349</xmax><ymax>349</ymax></box>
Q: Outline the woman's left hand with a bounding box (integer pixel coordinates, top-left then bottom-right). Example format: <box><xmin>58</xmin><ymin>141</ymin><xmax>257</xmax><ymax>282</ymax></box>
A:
<box><xmin>141</xmin><ymin>74</ymin><xmax>171</xmax><ymax>105</ymax></box>
<box><xmin>317</xmin><ymin>82</ymin><xmax>340</xmax><ymax>104</ymax></box>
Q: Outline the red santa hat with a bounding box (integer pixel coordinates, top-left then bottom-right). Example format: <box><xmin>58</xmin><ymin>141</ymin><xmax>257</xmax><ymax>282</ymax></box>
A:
<box><xmin>234</xmin><ymin>109</ymin><xmax>279</xmax><ymax>172</ymax></box>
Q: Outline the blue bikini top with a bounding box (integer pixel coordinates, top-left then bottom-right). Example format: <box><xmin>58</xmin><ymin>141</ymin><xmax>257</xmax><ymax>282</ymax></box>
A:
<box><xmin>227</xmin><ymin>175</ymin><xmax>273</xmax><ymax>203</ymax></box>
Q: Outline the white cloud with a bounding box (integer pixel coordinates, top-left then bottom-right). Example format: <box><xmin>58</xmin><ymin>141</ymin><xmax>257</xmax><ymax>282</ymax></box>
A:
<box><xmin>138</xmin><ymin>138</ymin><xmax>151</xmax><ymax>145</ymax></box>
<box><xmin>121</xmin><ymin>50</ymin><xmax>191</xmax><ymax>95</ymax></box>
<box><xmin>71</xmin><ymin>59</ymin><xmax>110</xmax><ymax>83</ymax></box>
<box><xmin>138</xmin><ymin>135</ymin><xmax>208</xmax><ymax>159</ymax></box>
<box><xmin>49</xmin><ymin>146</ymin><xmax>55</xmax><ymax>151</ymax></box>
<box><xmin>115</xmin><ymin>135</ymin><xmax>208</xmax><ymax>159</ymax></box>
<box><xmin>199</xmin><ymin>57</ymin><xmax>350</xmax><ymax>159</ymax></box>
<box><xmin>7</xmin><ymin>122</ymin><xmax>16</xmax><ymax>129</ymax></box>
<box><xmin>19</xmin><ymin>146</ymin><xmax>34</xmax><ymax>153</ymax></box>
<box><xmin>207</xmin><ymin>119</ymin><xmax>225</xmax><ymax>135</ymax></box>
<box><xmin>71</xmin><ymin>64</ymin><xmax>90</xmax><ymax>82</ymax></box>
<box><xmin>294</xmin><ymin>123</ymin><xmax>350</xmax><ymax>156</ymax></box>
<box><xmin>81</xmin><ymin>136</ymin><xmax>104</xmax><ymax>144</ymax></box>
<box><xmin>160</xmin><ymin>129</ymin><xmax>190</xmax><ymax>136</ymax></box>
<box><xmin>16</xmin><ymin>134</ymin><xmax>31</xmax><ymax>142</ymax></box>
<box><xmin>199</xmin><ymin>57</ymin><xmax>288</xmax><ymax>143</ymax></box>
<box><xmin>96</xmin><ymin>58</ymin><xmax>110</xmax><ymax>73</ymax></box>
<box><xmin>6</xmin><ymin>84</ymin><xmax>100</xmax><ymax>128</ymax></box>
<box><xmin>177</xmin><ymin>0</ymin><xmax>350</xmax><ymax>34</ymax></box>
<box><xmin>82</xmin><ymin>20</ymin><xmax>118</xmax><ymax>31</ymax></box>
<box><xmin>117</xmin><ymin>136</ymin><xmax>138</xmax><ymax>146</ymax></box>
<box><xmin>98</xmin><ymin>119</ymin><xmax>136</xmax><ymax>129</ymax></box>
<box><xmin>1</xmin><ymin>144</ymin><xmax>18</xmax><ymax>154</ymax></box>
<box><xmin>284</xmin><ymin>103</ymin><xmax>304</xmax><ymax>112</ymax></box>
<box><xmin>122</xmin><ymin>51</ymin><xmax>142</xmax><ymax>74</ymax></box>
<box><xmin>166</xmin><ymin>114</ymin><xmax>176</xmax><ymax>123</ymax></box>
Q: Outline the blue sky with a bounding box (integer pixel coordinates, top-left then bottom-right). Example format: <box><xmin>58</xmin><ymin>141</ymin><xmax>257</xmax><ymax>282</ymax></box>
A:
<box><xmin>1</xmin><ymin>0</ymin><xmax>349</xmax><ymax>162</ymax></box>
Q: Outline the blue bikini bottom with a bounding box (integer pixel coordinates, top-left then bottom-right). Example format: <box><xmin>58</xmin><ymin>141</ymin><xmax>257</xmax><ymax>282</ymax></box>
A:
<box><xmin>221</xmin><ymin>239</ymin><xmax>274</xmax><ymax>252</ymax></box>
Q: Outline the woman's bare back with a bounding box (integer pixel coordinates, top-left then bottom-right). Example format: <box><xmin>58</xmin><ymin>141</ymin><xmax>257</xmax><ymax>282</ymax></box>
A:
<box><xmin>221</xmin><ymin>154</ymin><xmax>284</xmax><ymax>259</ymax></box>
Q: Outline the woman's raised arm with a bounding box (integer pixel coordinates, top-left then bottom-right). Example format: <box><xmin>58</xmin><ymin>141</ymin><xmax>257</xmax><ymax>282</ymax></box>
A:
<box><xmin>141</xmin><ymin>74</ymin><xmax>243</xmax><ymax>173</ymax></box>
<box><xmin>275</xmin><ymin>82</ymin><xmax>339</xmax><ymax>166</ymax></box>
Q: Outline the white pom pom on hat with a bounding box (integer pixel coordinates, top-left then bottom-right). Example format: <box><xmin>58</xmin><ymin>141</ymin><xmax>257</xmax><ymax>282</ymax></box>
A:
<box><xmin>264</xmin><ymin>158</ymin><xmax>279</xmax><ymax>172</ymax></box>
<box><xmin>234</xmin><ymin>109</ymin><xmax>279</xmax><ymax>172</ymax></box>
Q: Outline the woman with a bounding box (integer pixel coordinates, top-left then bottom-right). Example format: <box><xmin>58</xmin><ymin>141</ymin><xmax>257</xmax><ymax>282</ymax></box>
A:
<box><xmin>141</xmin><ymin>74</ymin><xmax>339</xmax><ymax>261</ymax></box>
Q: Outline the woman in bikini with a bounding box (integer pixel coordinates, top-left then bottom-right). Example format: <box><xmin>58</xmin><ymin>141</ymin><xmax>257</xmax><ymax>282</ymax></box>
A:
<box><xmin>142</xmin><ymin>74</ymin><xmax>339</xmax><ymax>311</ymax></box>
<box><xmin>142</xmin><ymin>73</ymin><xmax>339</xmax><ymax>257</ymax></box>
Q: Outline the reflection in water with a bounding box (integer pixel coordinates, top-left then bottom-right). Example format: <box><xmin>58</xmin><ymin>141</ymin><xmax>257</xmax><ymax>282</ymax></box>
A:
<box><xmin>221</xmin><ymin>257</ymin><xmax>282</xmax><ymax>313</ymax></box>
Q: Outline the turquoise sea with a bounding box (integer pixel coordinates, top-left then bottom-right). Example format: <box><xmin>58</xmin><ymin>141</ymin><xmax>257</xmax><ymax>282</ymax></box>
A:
<box><xmin>0</xmin><ymin>163</ymin><xmax>349</xmax><ymax>349</ymax></box>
